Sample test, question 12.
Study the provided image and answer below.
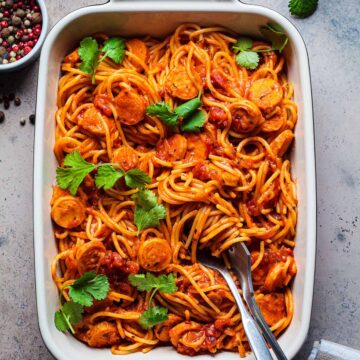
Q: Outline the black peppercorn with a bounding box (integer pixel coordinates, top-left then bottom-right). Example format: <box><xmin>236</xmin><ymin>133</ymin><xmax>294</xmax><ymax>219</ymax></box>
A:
<box><xmin>3</xmin><ymin>95</ymin><xmax>9</xmax><ymax>102</ymax></box>
<box><xmin>0</xmin><ymin>111</ymin><xmax>4</xmax><ymax>123</ymax></box>
<box><xmin>29</xmin><ymin>114</ymin><xmax>35</xmax><ymax>125</ymax></box>
<box><xmin>31</xmin><ymin>12</ymin><xmax>42</xmax><ymax>24</ymax></box>
<box><xmin>11</xmin><ymin>16</ymin><xmax>21</xmax><ymax>27</ymax></box>
<box><xmin>20</xmin><ymin>119</ymin><xmax>26</xmax><ymax>126</ymax></box>
<box><xmin>4</xmin><ymin>101</ymin><xmax>9</xmax><ymax>110</ymax></box>
<box><xmin>15</xmin><ymin>9</ymin><xmax>26</xmax><ymax>18</ymax></box>
<box><xmin>14</xmin><ymin>97</ymin><xmax>21</xmax><ymax>106</ymax></box>
<box><xmin>9</xmin><ymin>93</ymin><xmax>15</xmax><ymax>101</ymax></box>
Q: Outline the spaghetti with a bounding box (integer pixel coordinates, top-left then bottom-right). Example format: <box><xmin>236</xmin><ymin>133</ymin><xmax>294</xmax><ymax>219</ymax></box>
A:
<box><xmin>51</xmin><ymin>24</ymin><xmax>298</xmax><ymax>357</ymax></box>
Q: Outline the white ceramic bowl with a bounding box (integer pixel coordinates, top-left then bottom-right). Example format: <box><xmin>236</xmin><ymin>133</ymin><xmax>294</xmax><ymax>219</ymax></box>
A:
<box><xmin>0</xmin><ymin>0</ymin><xmax>48</xmax><ymax>72</ymax></box>
<box><xmin>34</xmin><ymin>1</ymin><xmax>317</xmax><ymax>359</ymax></box>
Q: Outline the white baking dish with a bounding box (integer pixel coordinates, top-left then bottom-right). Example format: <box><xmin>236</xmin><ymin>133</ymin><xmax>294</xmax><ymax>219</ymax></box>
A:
<box><xmin>33</xmin><ymin>1</ymin><xmax>316</xmax><ymax>359</ymax></box>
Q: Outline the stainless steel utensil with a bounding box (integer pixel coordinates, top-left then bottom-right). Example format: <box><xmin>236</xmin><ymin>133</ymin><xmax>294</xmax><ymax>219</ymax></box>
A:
<box><xmin>228</xmin><ymin>243</ymin><xmax>287</xmax><ymax>360</ymax></box>
<box><xmin>197</xmin><ymin>251</ymin><xmax>273</xmax><ymax>360</ymax></box>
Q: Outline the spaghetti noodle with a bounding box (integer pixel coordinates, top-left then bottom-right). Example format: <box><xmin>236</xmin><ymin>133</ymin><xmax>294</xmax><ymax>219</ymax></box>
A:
<box><xmin>51</xmin><ymin>24</ymin><xmax>298</xmax><ymax>357</ymax></box>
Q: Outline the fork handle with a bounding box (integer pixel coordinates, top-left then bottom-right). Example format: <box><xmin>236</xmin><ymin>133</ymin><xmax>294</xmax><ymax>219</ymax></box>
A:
<box><xmin>223</xmin><ymin>273</ymin><xmax>273</xmax><ymax>360</ymax></box>
<box><xmin>245</xmin><ymin>292</ymin><xmax>287</xmax><ymax>360</ymax></box>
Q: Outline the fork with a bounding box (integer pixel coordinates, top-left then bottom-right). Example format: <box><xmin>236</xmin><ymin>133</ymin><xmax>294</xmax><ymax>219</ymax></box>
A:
<box><xmin>197</xmin><ymin>249</ymin><xmax>273</xmax><ymax>360</ymax></box>
<box><xmin>228</xmin><ymin>243</ymin><xmax>287</xmax><ymax>360</ymax></box>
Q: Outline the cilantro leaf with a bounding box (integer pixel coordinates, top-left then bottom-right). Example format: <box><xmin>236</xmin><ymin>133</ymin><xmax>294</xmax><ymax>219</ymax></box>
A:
<box><xmin>134</xmin><ymin>204</ymin><xmax>166</xmax><ymax>232</ymax></box>
<box><xmin>174</xmin><ymin>92</ymin><xmax>202</xmax><ymax>119</ymax></box>
<box><xmin>131</xmin><ymin>189</ymin><xmax>158</xmax><ymax>210</ymax></box>
<box><xmin>235</xmin><ymin>51</ymin><xmax>260</xmax><ymax>70</ymax></box>
<box><xmin>54</xmin><ymin>301</ymin><xmax>83</xmax><ymax>333</ymax></box>
<box><xmin>260</xmin><ymin>23</ymin><xmax>288</xmax><ymax>52</ymax></box>
<box><xmin>95</xmin><ymin>164</ymin><xmax>125</xmax><ymax>190</ymax></box>
<box><xmin>129</xmin><ymin>273</ymin><xmax>177</xmax><ymax>293</ymax></box>
<box><xmin>131</xmin><ymin>190</ymin><xmax>166</xmax><ymax>232</ymax></box>
<box><xmin>78</xmin><ymin>37</ymin><xmax>99</xmax><ymax>83</ymax></box>
<box><xmin>139</xmin><ymin>306</ymin><xmax>168</xmax><ymax>329</ymax></box>
<box><xmin>289</xmin><ymin>0</ymin><xmax>318</xmax><ymax>18</ymax></box>
<box><xmin>125</xmin><ymin>169</ymin><xmax>151</xmax><ymax>190</ymax></box>
<box><xmin>102</xmin><ymin>37</ymin><xmax>126</xmax><ymax>64</ymax></box>
<box><xmin>68</xmin><ymin>272</ymin><xmax>110</xmax><ymax>307</ymax></box>
<box><xmin>54</xmin><ymin>310</ymin><xmax>69</xmax><ymax>332</ymax></box>
<box><xmin>232</xmin><ymin>37</ymin><xmax>253</xmax><ymax>53</ymax></box>
<box><xmin>146</xmin><ymin>102</ymin><xmax>179</xmax><ymax>129</ymax></box>
<box><xmin>56</xmin><ymin>151</ymin><xmax>96</xmax><ymax>195</ymax></box>
<box><xmin>232</xmin><ymin>37</ymin><xmax>259</xmax><ymax>70</ymax></box>
<box><xmin>181</xmin><ymin>109</ymin><xmax>207</xmax><ymax>133</ymax></box>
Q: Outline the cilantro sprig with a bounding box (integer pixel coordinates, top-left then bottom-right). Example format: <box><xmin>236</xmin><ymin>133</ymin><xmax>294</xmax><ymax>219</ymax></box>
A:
<box><xmin>68</xmin><ymin>271</ymin><xmax>109</xmax><ymax>307</ymax></box>
<box><xmin>54</xmin><ymin>272</ymin><xmax>110</xmax><ymax>334</ymax></box>
<box><xmin>54</xmin><ymin>301</ymin><xmax>83</xmax><ymax>333</ymax></box>
<box><xmin>129</xmin><ymin>273</ymin><xmax>177</xmax><ymax>329</ymax></box>
<box><xmin>131</xmin><ymin>189</ymin><xmax>166</xmax><ymax>233</ymax></box>
<box><xmin>56</xmin><ymin>151</ymin><xmax>151</xmax><ymax>195</ymax></box>
<box><xmin>78</xmin><ymin>36</ymin><xmax>126</xmax><ymax>84</ymax></box>
<box><xmin>232</xmin><ymin>23</ymin><xmax>289</xmax><ymax>70</ymax></box>
<box><xmin>129</xmin><ymin>273</ymin><xmax>177</xmax><ymax>293</ymax></box>
<box><xmin>139</xmin><ymin>306</ymin><xmax>168</xmax><ymax>330</ymax></box>
<box><xmin>146</xmin><ymin>92</ymin><xmax>206</xmax><ymax>133</ymax></box>
<box><xmin>289</xmin><ymin>0</ymin><xmax>318</xmax><ymax>18</ymax></box>
<box><xmin>56</xmin><ymin>152</ymin><xmax>165</xmax><ymax>233</ymax></box>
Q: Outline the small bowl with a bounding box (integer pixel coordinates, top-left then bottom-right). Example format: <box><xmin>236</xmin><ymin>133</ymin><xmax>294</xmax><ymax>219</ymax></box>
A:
<box><xmin>0</xmin><ymin>0</ymin><xmax>48</xmax><ymax>72</ymax></box>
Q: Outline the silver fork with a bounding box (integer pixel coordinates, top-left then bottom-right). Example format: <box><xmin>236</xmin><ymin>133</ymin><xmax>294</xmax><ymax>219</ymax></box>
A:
<box><xmin>228</xmin><ymin>243</ymin><xmax>287</xmax><ymax>360</ymax></box>
<box><xmin>198</xmin><ymin>249</ymin><xmax>273</xmax><ymax>360</ymax></box>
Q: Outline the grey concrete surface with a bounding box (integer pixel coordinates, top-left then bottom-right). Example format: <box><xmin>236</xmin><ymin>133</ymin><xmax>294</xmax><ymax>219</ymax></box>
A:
<box><xmin>0</xmin><ymin>0</ymin><xmax>359</xmax><ymax>359</ymax></box>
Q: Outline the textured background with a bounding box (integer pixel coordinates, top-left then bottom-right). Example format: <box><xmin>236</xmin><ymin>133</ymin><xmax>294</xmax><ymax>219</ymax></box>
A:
<box><xmin>0</xmin><ymin>0</ymin><xmax>359</xmax><ymax>359</ymax></box>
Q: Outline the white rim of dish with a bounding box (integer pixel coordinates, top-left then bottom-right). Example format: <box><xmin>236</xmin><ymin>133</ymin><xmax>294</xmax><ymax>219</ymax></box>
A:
<box><xmin>34</xmin><ymin>1</ymin><xmax>317</xmax><ymax>359</ymax></box>
<box><xmin>0</xmin><ymin>0</ymin><xmax>48</xmax><ymax>71</ymax></box>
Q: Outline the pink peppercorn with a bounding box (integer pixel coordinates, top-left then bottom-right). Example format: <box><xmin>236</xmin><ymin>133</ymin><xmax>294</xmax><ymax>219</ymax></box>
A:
<box><xmin>2</xmin><ymin>40</ymin><xmax>8</xmax><ymax>47</ymax></box>
<box><xmin>16</xmin><ymin>54</ymin><xmax>22</xmax><ymax>60</ymax></box>
<box><xmin>12</xmin><ymin>44</ymin><xmax>19</xmax><ymax>52</ymax></box>
<box><xmin>27</xmin><ymin>40</ymin><xmax>34</xmax><ymax>47</ymax></box>
<box><xmin>1</xmin><ymin>21</ymin><xmax>8</xmax><ymax>28</ymax></box>
<box><xmin>33</xmin><ymin>38</ymin><xmax>38</xmax><ymax>44</ymax></box>
<box><xmin>33</xmin><ymin>27</ymin><xmax>41</xmax><ymax>36</ymax></box>
<box><xmin>24</xmin><ymin>46</ymin><xmax>31</xmax><ymax>54</ymax></box>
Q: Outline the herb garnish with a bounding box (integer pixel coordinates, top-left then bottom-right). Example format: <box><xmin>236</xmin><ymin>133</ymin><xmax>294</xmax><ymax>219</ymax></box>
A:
<box><xmin>129</xmin><ymin>273</ymin><xmax>177</xmax><ymax>329</ymax></box>
<box><xmin>56</xmin><ymin>151</ymin><xmax>151</xmax><ymax>195</ymax></box>
<box><xmin>54</xmin><ymin>272</ymin><xmax>110</xmax><ymax>334</ymax></box>
<box><xmin>56</xmin><ymin>151</ymin><xmax>164</xmax><ymax>233</ymax></box>
<box><xmin>146</xmin><ymin>92</ymin><xmax>206</xmax><ymax>133</ymax></box>
<box><xmin>289</xmin><ymin>0</ymin><xmax>318</xmax><ymax>18</ymax></box>
<box><xmin>78</xmin><ymin>36</ymin><xmax>126</xmax><ymax>83</ymax></box>
<box><xmin>131</xmin><ymin>189</ymin><xmax>166</xmax><ymax>233</ymax></box>
<box><xmin>232</xmin><ymin>23</ymin><xmax>289</xmax><ymax>70</ymax></box>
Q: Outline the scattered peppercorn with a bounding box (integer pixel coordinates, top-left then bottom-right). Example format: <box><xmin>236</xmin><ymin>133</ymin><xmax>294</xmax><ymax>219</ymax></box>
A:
<box><xmin>20</xmin><ymin>118</ymin><xmax>26</xmax><ymax>126</ymax></box>
<box><xmin>14</xmin><ymin>96</ymin><xmax>21</xmax><ymax>106</ymax></box>
<box><xmin>0</xmin><ymin>111</ymin><xmax>4</xmax><ymax>123</ymax></box>
<box><xmin>4</xmin><ymin>100</ymin><xmax>9</xmax><ymax>109</ymax></box>
<box><xmin>29</xmin><ymin>113</ymin><xmax>35</xmax><ymax>124</ymax></box>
